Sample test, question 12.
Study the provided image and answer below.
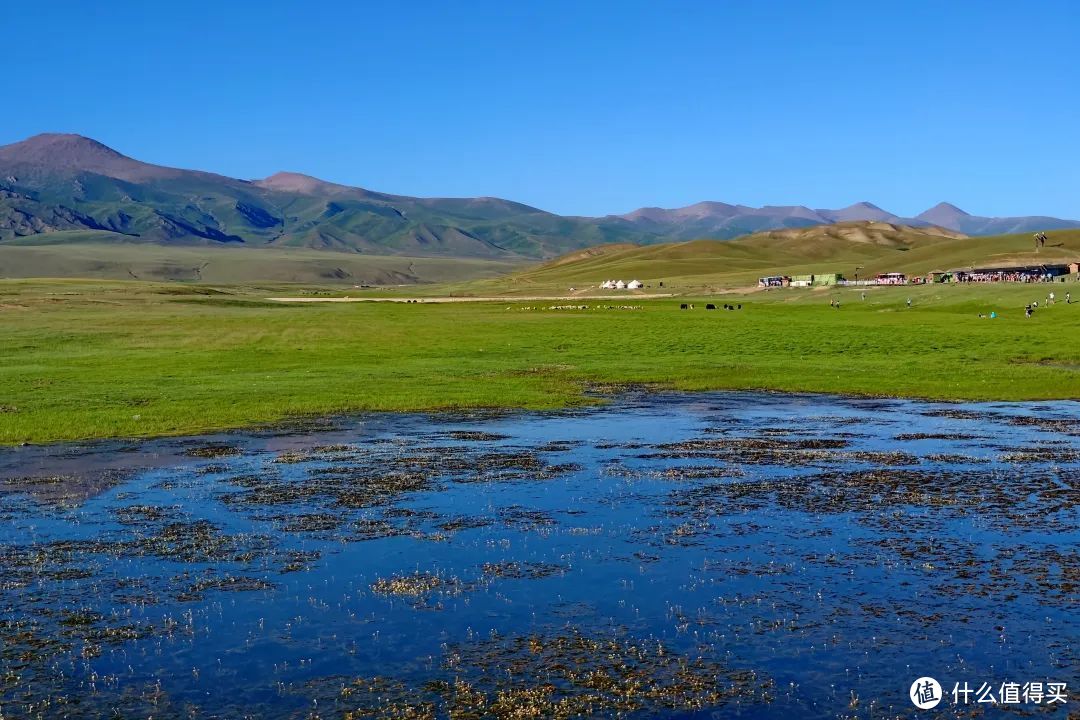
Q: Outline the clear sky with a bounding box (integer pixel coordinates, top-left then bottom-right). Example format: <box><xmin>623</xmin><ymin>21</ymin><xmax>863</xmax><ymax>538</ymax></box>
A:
<box><xmin>5</xmin><ymin>0</ymin><xmax>1078</xmax><ymax>218</ymax></box>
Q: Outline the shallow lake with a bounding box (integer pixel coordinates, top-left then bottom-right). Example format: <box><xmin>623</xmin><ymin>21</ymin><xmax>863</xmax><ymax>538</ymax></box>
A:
<box><xmin>0</xmin><ymin>392</ymin><xmax>1076</xmax><ymax>718</ymax></box>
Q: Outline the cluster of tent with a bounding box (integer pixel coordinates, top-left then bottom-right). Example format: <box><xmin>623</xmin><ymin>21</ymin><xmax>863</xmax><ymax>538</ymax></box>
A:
<box><xmin>599</xmin><ymin>279</ymin><xmax>644</xmax><ymax>290</ymax></box>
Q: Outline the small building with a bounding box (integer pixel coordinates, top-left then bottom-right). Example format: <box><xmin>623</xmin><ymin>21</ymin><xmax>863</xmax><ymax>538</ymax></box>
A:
<box><xmin>1069</xmin><ymin>262</ymin><xmax>1080</xmax><ymax>275</ymax></box>
<box><xmin>627</xmin><ymin>279</ymin><xmax>643</xmax><ymax>289</ymax></box>
<box><xmin>789</xmin><ymin>274</ymin><xmax>814</xmax><ymax>288</ymax></box>
<box><xmin>615</xmin><ymin>280</ymin><xmax>626</xmax><ymax>290</ymax></box>
<box><xmin>926</xmin><ymin>270</ymin><xmax>951</xmax><ymax>283</ymax></box>
<box><xmin>812</xmin><ymin>273</ymin><xmax>844</xmax><ymax>287</ymax></box>
<box><xmin>758</xmin><ymin>275</ymin><xmax>788</xmax><ymax>288</ymax></box>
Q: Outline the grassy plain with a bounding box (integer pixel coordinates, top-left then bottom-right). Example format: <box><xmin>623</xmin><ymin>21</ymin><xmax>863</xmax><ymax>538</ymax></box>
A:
<box><xmin>0</xmin><ymin>239</ymin><xmax>523</xmax><ymax>285</ymax></box>
<box><xmin>2</xmin><ymin>278</ymin><xmax>1079</xmax><ymax>445</ymax></box>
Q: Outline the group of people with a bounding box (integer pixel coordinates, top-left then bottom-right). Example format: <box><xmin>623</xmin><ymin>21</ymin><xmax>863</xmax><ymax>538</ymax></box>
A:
<box><xmin>955</xmin><ymin>271</ymin><xmax>1058</xmax><ymax>283</ymax></box>
<box><xmin>1025</xmin><ymin>291</ymin><xmax>1071</xmax><ymax>317</ymax></box>
<box><xmin>1034</xmin><ymin>232</ymin><xmax>1049</xmax><ymax>249</ymax></box>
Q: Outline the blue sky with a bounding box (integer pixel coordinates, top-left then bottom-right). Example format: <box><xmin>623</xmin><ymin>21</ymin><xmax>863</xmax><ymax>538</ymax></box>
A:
<box><xmin>6</xmin><ymin>1</ymin><xmax>1078</xmax><ymax>217</ymax></box>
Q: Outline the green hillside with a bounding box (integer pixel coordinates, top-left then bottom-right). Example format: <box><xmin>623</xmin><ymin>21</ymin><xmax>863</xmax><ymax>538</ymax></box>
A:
<box><xmin>4</xmin><ymin>223</ymin><xmax>1077</xmax><ymax>289</ymax></box>
<box><xmin>461</xmin><ymin>223</ymin><xmax>1080</xmax><ymax>295</ymax></box>
<box><xmin>8</xmin><ymin>135</ymin><xmax>1078</xmax><ymax>264</ymax></box>
<box><xmin>0</xmin><ymin>135</ymin><xmax>661</xmax><ymax>258</ymax></box>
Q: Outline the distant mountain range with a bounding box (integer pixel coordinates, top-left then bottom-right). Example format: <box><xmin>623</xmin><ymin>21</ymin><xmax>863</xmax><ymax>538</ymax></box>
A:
<box><xmin>612</xmin><ymin>200</ymin><xmax>1080</xmax><ymax>240</ymax></box>
<box><xmin>1</xmin><ymin>133</ymin><xmax>1077</xmax><ymax>258</ymax></box>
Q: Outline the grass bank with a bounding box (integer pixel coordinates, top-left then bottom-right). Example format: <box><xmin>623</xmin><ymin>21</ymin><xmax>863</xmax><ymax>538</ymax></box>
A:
<box><xmin>1</xmin><ymin>279</ymin><xmax>1078</xmax><ymax>444</ymax></box>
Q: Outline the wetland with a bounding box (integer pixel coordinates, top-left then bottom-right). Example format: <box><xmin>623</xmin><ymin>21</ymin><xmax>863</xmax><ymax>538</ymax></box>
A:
<box><xmin>0</xmin><ymin>392</ymin><xmax>1076</xmax><ymax>718</ymax></box>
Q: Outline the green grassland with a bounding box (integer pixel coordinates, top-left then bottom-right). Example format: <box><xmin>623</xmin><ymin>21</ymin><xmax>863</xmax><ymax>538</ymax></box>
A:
<box><xmin>0</xmin><ymin>239</ymin><xmax>523</xmax><ymax>285</ymax></box>
<box><xmin>4</xmin><ymin>224</ymin><xmax>1075</xmax><ymax>293</ymax></box>
<box><xmin>2</xmin><ymin>278</ymin><xmax>1079</xmax><ymax>445</ymax></box>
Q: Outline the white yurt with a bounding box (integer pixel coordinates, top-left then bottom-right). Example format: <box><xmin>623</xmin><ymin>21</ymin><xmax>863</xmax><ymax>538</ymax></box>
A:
<box><xmin>627</xmin><ymin>279</ymin><xmax>643</xmax><ymax>289</ymax></box>
<box><xmin>615</xmin><ymin>280</ymin><xmax>626</xmax><ymax>289</ymax></box>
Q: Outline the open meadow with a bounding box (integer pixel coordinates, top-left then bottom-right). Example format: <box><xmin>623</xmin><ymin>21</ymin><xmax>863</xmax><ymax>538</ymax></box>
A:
<box><xmin>0</xmin><ymin>237</ymin><xmax>524</xmax><ymax>285</ymax></box>
<box><xmin>2</xmin><ymin>278</ymin><xmax>1079</xmax><ymax>445</ymax></box>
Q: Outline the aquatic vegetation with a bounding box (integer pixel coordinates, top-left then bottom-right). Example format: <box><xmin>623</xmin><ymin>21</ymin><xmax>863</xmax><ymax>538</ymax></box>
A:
<box><xmin>333</xmin><ymin>629</ymin><xmax>771</xmax><ymax>718</ymax></box>
<box><xmin>0</xmin><ymin>392</ymin><xmax>1076</xmax><ymax>718</ymax></box>
<box><xmin>445</xmin><ymin>431</ymin><xmax>511</xmax><ymax>442</ymax></box>
<box><xmin>183</xmin><ymin>443</ymin><xmax>242</xmax><ymax>459</ymax></box>
<box><xmin>480</xmin><ymin>561</ymin><xmax>567</xmax><ymax>580</ymax></box>
<box><xmin>371</xmin><ymin>571</ymin><xmax>456</xmax><ymax>598</ymax></box>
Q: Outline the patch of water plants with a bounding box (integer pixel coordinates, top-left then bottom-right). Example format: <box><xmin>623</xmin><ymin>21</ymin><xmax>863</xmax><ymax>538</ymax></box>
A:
<box><xmin>0</xmin><ymin>392</ymin><xmax>1076</xmax><ymax>718</ymax></box>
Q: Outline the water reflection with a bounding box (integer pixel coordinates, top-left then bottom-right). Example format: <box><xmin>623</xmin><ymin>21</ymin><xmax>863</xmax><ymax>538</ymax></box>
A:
<box><xmin>0</xmin><ymin>392</ymin><xmax>1076</xmax><ymax>718</ymax></box>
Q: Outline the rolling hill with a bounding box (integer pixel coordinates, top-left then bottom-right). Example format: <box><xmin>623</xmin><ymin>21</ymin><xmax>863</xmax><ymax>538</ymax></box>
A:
<box><xmin>3</xmin><ymin>133</ymin><xmax>1078</xmax><ymax>264</ymax></box>
<box><xmin>465</xmin><ymin>222</ymin><xmax>1080</xmax><ymax>295</ymax></box>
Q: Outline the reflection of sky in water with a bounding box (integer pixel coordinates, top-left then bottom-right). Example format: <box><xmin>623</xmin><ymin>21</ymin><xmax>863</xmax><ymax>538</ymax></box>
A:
<box><xmin>0</xmin><ymin>392</ymin><xmax>1077</xmax><ymax>718</ymax></box>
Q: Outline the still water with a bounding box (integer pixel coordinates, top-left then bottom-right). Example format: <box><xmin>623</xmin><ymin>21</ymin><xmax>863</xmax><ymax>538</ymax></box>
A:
<box><xmin>0</xmin><ymin>392</ymin><xmax>1076</xmax><ymax>718</ymax></box>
